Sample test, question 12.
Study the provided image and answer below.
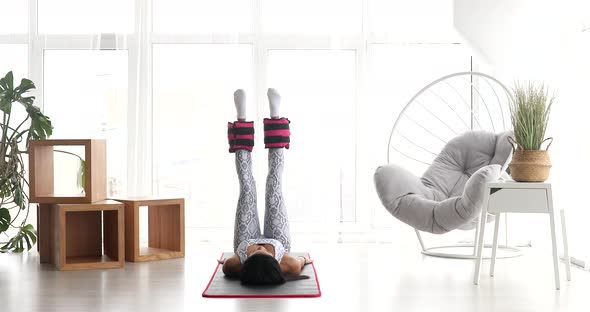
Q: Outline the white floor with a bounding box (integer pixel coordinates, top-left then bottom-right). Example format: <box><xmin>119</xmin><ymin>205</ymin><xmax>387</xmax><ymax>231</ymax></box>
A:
<box><xmin>1</xmin><ymin>231</ymin><xmax>588</xmax><ymax>312</ymax></box>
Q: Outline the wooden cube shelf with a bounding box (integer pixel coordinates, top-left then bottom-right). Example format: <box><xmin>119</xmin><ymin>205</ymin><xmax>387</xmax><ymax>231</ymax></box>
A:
<box><xmin>29</xmin><ymin>139</ymin><xmax>106</xmax><ymax>204</ymax></box>
<box><xmin>38</xmin><ymin>200</ymin><xmax>124</xmax><ymax>271</ymax></box>
<box><xmin>111</xmin><ymin>197</ymin><xmax>184</xmax><ymax>262</ymax></box>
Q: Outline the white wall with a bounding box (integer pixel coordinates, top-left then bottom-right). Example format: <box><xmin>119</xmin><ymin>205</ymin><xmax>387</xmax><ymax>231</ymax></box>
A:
<box><xmin>455</xmin><ymin>0</ymin><xmax>590</xmax><ymax>263</ymax></box>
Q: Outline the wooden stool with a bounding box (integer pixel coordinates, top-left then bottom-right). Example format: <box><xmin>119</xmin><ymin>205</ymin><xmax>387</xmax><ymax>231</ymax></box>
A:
<box><xmin>111</xmin><ymin>197</ymin><xmax>185</xmax><ymax>262</ymax></box>
<box><xmin>38</xmin><ymin>200</ymin><xmax>124</xmax><ymax>271</ymax></box>
<box><xmin>474</xmin><ymin>181</ymin><xmax>571</xmax><ymax>289</ymax></box>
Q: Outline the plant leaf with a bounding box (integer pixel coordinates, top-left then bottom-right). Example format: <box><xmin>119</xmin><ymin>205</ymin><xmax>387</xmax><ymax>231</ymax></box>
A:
<box><xmin>79</xmin><ymin>159</ymin><xmax>86</xmax><ymax>191</ymax></box>
<box><xmin>0</xmin><ymin>75</ymin><xmax>8</xmax><ymax>91</ymax></box>
<box><xmin>17</xmin><ymin>96</ymin><xmax>35</xmax><ymax>107</ymax></box>
<box><xmin>14</xmin><ymin>78</ymin><xmax>35</xmax><ymax>96</ymax></box>
<box><xmin>11</xmin><ymin>179</ymin><xmax>25</xmax><ymax>210</ymax></box>
<box><xmin>510</xmin><ymin>82</ymin><xmax>553</xmax><ymax>150</ymax></box>
<box><xmin>5</xmin><ymin>71</ymin><xmax>14</xmax><ymax>91</ymax></box>
<box><xmin>26</xmin><ymin>105</ymin><xmax>53</xmax><ymax>140</ymax></box>
<box><xmin>23</xmin><ymin>231</ymin><xmax>32</xmax><ymax>250</ymax></box>
<box><xmin>0</xmin><ymin>208</ymin><xmax>10</xmax><ymax>232</ymax></box>
<box><xmin>0</xmin><ymin>94</ymin><xmax>12</xmax><ymax>114</ymax></box>
<box><xmin>23</xmin><ymin>224</ymin><xmax>37</xmax><ymax>245</ymax></box>
<box><xmin>0</xmin><ymin>224</ymin><xmax>38</xmax><ymax>253</ymax></box>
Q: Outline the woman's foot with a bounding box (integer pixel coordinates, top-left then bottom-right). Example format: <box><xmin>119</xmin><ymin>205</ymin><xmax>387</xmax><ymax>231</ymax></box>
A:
<box><xmin>234</xmin><ymin>89</ymin><xmax>247</xmax><ymax>121</ymax></box>
<box><xmin>264</xmin><ymin>88</ymin><xmax>290</xmax><ymax>149</ymax></box>
<box><xmin>228</xmin><ymin>89</ymin><xmax>254</xmax><ymax>152</ymax></box>
<box><xmin>267</xmin><ymin>88</ymin><xmax>281</xmax><ymax>119</ymax></box>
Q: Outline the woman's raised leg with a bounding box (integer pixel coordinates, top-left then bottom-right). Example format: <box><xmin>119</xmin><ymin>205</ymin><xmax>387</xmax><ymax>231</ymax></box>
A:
<box><xmin>230</xmin><ymin>89</ymin><xmax>260</xmax><ymax>252</ymax></box>
<box><xmin>263</xmin><ymin>88</ymin><xmax>291</xmax><ymax>251</ymax></box>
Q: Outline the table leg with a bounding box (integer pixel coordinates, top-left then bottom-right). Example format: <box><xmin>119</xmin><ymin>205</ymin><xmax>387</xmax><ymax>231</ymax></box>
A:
<box><xmin>474</xmin><ymin>189</ymin><xmax>490</xmax><ymax>285</ymax></box>
<box><xmin>490</xmin><ymin>213</ymin><xmax>501</xmax><ymax>277</ymax></box>
<box><xmin>548</xmin><ymin>189</ymin><xmax>560</xmax><ymax>290</ymax></box>
<box><xmin>560</xmin><ymin>209</ymin><xmax>571</xmax><ymax>281</ymax></box>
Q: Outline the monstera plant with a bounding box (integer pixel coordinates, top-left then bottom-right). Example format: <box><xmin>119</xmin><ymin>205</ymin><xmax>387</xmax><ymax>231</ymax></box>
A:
<box><xmin>0</xmin><ymin>71</ymin><xmax>53</xmax><ymax>252</ymax></box>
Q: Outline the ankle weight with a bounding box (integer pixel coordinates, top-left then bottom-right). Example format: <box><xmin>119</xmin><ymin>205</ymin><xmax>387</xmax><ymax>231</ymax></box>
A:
<box><xmin>264</xmin><ymin>118</ymin><xmax>290</xmax><ymax>149</ymax></box>
<box><xmin>228</xmin><ymin>121</ymin><xmax>254</xmax><ymax>152</ymax></box>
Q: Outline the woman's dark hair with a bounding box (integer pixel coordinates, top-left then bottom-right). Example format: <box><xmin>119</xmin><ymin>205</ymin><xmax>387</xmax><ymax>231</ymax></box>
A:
<box><xmin>240</xmin><ymin>253</ymin><xmax>286</xmax><ymax>285</ymax></box>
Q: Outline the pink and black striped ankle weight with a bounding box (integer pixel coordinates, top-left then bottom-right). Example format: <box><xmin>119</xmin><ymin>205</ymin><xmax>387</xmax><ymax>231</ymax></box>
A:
<box><xmin>264</xmin><ymin>118</ymin><xmax>290</xmax><ymax>149</ymax></box>
<box><xmin>228</xmin><ymin>121</ymin><xmax>255</xmax><ymax>152</ymax></box>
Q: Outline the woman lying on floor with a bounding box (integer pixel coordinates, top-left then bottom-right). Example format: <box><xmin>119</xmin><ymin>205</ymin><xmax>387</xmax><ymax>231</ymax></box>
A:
<box><xmin>219</xmin><ymin>88</ymin><xmax>313</xmax><ymax>285</ymax></box>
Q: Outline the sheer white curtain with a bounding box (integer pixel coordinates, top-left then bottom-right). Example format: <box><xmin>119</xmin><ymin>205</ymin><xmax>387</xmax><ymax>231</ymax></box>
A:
<box><xmin>128</xmin><ymin>0</ymin><xmax>152</xmax><ymax>196</ymax></box>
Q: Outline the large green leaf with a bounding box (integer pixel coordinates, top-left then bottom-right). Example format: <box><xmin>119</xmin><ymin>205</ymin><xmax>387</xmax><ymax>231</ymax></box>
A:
<box><xmin>17</xmin><ymin>96</ymin><xmax>35</xmax><ymax>107</ymax></box>
<box><xmin>0</xmin><ymin>71</ymin><xmax>12</xmax><ymax>91</ymax></box>
<box><xmin>0</xmin><ymin>223</ymin><xmax>37</xmax><ymax>253</ymax></box>
<box><xmin>0</xmin><ymin>208</ymin><xmax>10</xmax><ymax>232</ymax></box>
<box><xmin>5</xmin><ymin>71</ymin><xmax>14</xmax><ymax>91</ymax></box>
<box><xmin>0</xmin><ymin>90</ymin><xmax>12</xmax><ymax>114</ymax></box>
<box><xmin>26</xmin><ymin>104</ymin><xmax>53</xmax><ymax>140</ymax></box>
<box><xmin>14</xmin><ymin>78</ymin><xmax>35</xmax><ymax>96</ymax></box>
<box><xmin>0</xmin><ymin>72</ymin><xmax>16</xmax><ymax>113</ymax></box>
<box><xmin>11</xmin><ymin>179</ymin><xmax>25</xmax><ymax>210</ymax></box>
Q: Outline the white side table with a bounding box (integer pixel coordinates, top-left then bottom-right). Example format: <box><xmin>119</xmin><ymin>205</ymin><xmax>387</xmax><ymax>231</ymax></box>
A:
<box><xmin>473</xmin><ymin>181</ymin><xmax>571</xmax><ymax>289</ymax></box>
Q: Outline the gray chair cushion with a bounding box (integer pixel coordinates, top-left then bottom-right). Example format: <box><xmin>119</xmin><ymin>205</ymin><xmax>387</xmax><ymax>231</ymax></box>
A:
<box><xmin>374</xmin><ymin>131</ymin><xmax>512</xmax><ymax>234</ymax></box>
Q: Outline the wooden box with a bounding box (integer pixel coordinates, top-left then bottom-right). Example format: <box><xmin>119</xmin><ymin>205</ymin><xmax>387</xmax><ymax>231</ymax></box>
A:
<box><xmin>29</xmin><ymin>139</ymin><xmax>106</xmax><ymax>204</ymax></box>
<box><xmin>38</xmin><ymin>200</ymin><xmax>124</xmax><ymax>270</ymax></box>
<box><xmin>111</xmin><ymin>197</ymin><xmax>184</xmax><ymax>262</ymax></box>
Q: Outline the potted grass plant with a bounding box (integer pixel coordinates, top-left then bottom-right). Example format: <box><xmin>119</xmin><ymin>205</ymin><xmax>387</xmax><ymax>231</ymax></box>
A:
<box><xmin>508</xmin><ymin>82</ymin><xmax>554</xmax><ymax>182</ymax></box>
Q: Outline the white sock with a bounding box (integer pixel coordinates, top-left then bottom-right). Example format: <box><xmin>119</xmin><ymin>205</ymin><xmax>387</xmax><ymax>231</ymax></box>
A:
<box><xmin>267</xmin><ymin>88</ymin><xmax>281</xmax><ymax>118</ymax></box>
<box><xmin>233</xmin><ymin>89</ymin><xmax>246</xmax><ymax>120</ymax></box>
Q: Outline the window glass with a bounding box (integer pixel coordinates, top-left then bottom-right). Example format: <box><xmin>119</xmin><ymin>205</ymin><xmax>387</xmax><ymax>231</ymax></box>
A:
<box><xmin>260</xmin><ymin>0</ymin><xmax>362</xmax><ymax>34</ymax></box>
<box><xmin>153</xmin><ymin>44</ymin><xmax>253</xmax><ymax>228</ymax></box>
<box><xmin>0</xmin><ymin>44</ymin><xmax>28</xmax><ymax>82</ymax></box>
<box><xmin>0</xmin><ymin>0</ymin><xmax>27</xmax><ymax>34</ymax></box>
<box><xmin>364</xmin><ymin>44</ymin><xmax>471</xmax><ymax>228</ymax></box>
<box><xmin>38</xmin><ymin>0</ymin><xmax>134</xmax><ymax>34</ymax></box>
<box><xmin>0</xmin><ymin>44</ymin><xmax>30</xmax><ymax>137</ymax></box>
<box><xmin>267</xmin><ymin>50</ymin><xmax>357</xmax><ymax>223</ymax></box>
<box><xmin>153</xmin><ymin>0</ymin><xmax>251</xmax><ymax>34</ymax></box>
<box><xmin>44</xmin><ymin>50</ymin><xmax>128</xmax><ymax>196</ymax></box>
<box><xmin>369</xmin><ymin>0</ymin><xmax>457</xmax><ymax>40</ymax></box>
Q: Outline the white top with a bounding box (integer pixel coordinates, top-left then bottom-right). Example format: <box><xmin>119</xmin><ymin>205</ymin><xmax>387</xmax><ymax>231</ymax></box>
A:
<box><xmin>236</xmin><ymin>238</ymin><xmax>286</xmax><ymax>264</ymax></box>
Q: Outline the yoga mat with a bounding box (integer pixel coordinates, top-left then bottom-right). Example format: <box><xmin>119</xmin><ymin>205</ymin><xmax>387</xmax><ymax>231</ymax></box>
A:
<box><xmin>202</xmin><ymin>252</ymin><xmax>321</xmax><ymax>298</ymax></box>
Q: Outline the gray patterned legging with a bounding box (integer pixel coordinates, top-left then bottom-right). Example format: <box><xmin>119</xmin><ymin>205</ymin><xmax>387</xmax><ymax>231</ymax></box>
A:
<box><xmin>233</xmin><ymin>148</ymin><xmax>291</xmax><ymax>252</ymax></box>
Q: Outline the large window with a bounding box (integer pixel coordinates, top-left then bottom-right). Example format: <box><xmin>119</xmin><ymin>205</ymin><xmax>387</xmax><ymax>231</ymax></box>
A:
<box><xmin>3</xmin><ymin>0</ymin><xmax>467</xmax><ymax>234</ymax></box>
<box><xmin>43</xmin><ymin>50</ymin><xmax>128</xmax><ymax>196</ymax></box>
<box><xmin>267</xmin><ymin>50</ymin><xmax>357</xmax><ymax>223</ymax></box>
<box><xmin>153</xmin><ymin>44</ymin><xmax>253</xmax><ymax>228</ymax></box>
<box><xmin>365</xmin><ymin>44</ymin><xmax>471</xmax><ymax>228</ymax></box>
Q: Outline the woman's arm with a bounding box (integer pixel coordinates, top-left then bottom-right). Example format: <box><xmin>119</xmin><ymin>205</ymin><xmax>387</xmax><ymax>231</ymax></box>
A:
<box><xmin>222</xmin><ymin>254</ymin><xmax>241</xmax><ymax>277</ymax></box>
<box><xmin>279</xmin><ymin>254</ymin><xmax>312</xmax><ymax>276</ymax></box>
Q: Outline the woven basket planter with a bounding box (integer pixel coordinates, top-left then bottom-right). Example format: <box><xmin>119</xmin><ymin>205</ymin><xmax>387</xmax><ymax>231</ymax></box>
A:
<box><xmin>509</xmin><ymin>149</ymin><xmax>551</xmax><ymax>182</ymax></box>
<box><xmin>507</xmin><ymin>136</ymin><xmax>553</xmax><ymax>182</ymax></box>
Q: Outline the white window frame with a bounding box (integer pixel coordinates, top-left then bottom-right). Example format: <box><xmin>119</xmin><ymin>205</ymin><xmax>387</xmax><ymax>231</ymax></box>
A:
<box><xmin>6</xmin><ymin>0</ymin><xmax>468</xmax><ymax>236</ymax></box>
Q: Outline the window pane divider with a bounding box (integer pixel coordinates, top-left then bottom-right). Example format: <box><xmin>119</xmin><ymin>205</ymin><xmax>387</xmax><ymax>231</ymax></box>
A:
<box><xmin>32</xmin><ymin>34</ymin><xmax>133</xmax><ymax>50</ymax></box>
